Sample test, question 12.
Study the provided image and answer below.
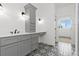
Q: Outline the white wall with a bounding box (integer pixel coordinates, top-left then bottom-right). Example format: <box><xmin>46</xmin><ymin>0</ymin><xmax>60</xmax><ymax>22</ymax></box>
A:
<box><xmin>32</xmin><ymin>3</ymin><xmax>55</xmax><ymax>46</ymax></box>
<box><xmin>0</xmin><ymin>3</ymin><xmax>27</xmax><ymax>36</ymax></box>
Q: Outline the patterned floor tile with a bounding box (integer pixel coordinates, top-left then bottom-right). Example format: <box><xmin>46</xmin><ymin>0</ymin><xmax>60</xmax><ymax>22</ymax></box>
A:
<box><xmin>26</xmin><ymin>43</ymin><xmax>75</xmax><ymax>56</ymax></box>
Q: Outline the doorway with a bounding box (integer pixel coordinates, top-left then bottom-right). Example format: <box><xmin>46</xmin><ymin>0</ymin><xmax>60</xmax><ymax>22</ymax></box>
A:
<box><xmin>55</xmin><ymin>3</ymin><xmax>76</xmax><ymax>56</ymax></box>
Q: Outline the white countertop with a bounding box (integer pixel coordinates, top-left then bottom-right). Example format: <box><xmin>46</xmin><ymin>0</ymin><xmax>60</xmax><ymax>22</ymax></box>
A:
<box><xmin>0</xmin><ymin>32</ymin><xmax>46</xmax><ymax>38</ymax></box>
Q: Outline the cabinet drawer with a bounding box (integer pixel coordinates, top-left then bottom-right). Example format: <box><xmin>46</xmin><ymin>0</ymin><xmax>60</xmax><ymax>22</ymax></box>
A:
<box><xmin>31</xmin><ymin>34</ymin><xmax>39</xmax><ymax>38</ymax></box>
<box><xmin>17</xmin><ymin>35</ymin><xmax>31</xmax><ymax>41</ymax></box>
<box><xmin>31</xmin><ymin>37</ymin><xmax>38</xmax><ymax>44</ymax></box>
<box><xmin>0</xmin><ymin>37</ymin><xmax>17</xmax><ymax>46</ymax></box>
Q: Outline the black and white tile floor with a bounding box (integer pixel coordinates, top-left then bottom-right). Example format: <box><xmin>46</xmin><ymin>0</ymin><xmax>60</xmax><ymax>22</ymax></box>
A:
<box><xmin>27</xmin><ymin>43</ymin><xmax>75</xmax><ymax>56</ymax></box>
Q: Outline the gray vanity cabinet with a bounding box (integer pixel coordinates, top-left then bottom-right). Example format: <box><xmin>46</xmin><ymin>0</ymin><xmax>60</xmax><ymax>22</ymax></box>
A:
<box><xmin>1</xmin><ymin>43</ymin><xmax>18</xmax><ymax>56</ymax></box>
<box><xmin>0</xmin><ymin>32</ymin><xmax>46</xmax><ymax>56</ymax></box>
<box><xmin>0</xmin><ymin>34</ymin><xmax>39</xmax><ymax>56</ymax></box>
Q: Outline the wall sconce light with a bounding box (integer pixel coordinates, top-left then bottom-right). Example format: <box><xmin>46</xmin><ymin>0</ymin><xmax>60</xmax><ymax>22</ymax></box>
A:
<box><xmin>0</xmin><ymin>3</ymin><xmax>5</xmax><ymax>15</ymax></box>
<box><xmin>39</xmin><ymin>18</ymin><xmax>41</xmax><ymax>21</ymax></box>
<box><xmin>0</xmin><ymin>4</ymin><xmax>2</xmax><ymax>7</ymax></box>
<box><xmin>21</xmin><ymin>12</ymin><xmax>26</xmax><ymax>16</ymax></box>
<box><xmin>38</xmin><ymin>18</ymin><xmax>44</xmax><ymax>24</ymax></box>
<box><xmin>20</xmin><ymin>12</ymin><xmax>30</xmax><ymax>21</ymax></box>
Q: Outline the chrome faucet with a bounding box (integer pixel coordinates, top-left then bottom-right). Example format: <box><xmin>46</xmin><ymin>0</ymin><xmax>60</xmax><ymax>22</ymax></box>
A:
<box><xmin>10</xmin><ymin>29</ymin><xmax>20</xmax><ymax>34</ymax></box>
<box><xmin>14</xmin><ymin>29</ymin><xmax>17</xmax><ymax>34</ymax></box>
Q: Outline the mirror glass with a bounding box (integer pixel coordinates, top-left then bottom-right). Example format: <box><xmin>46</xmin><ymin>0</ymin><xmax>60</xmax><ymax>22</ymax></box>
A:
<box><xmin>58</xmin><ymin>17</ymin><xmax>72</xmax><ymax>29</ymax></box>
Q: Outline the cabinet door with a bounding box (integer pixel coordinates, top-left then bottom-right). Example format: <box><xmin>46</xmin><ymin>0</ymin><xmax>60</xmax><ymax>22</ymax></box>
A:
<box><xmin>17</xmin><ymin>39</ymin><xmax>31</xmax><ymax>56</ymax></box>
<box><xmin>1</xmin><ymin>44</ymin><xmax>18</xmax><ymax>56</ymax></box>
<box><xmin>23</xmin><ymin>39</ymin><xmax>31</xmax><ymax>55</ymax></box>
<box><xmin>31</xmin><ymin>37</ymin><xmax>38</xmax><ymax>51</ymax></box>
